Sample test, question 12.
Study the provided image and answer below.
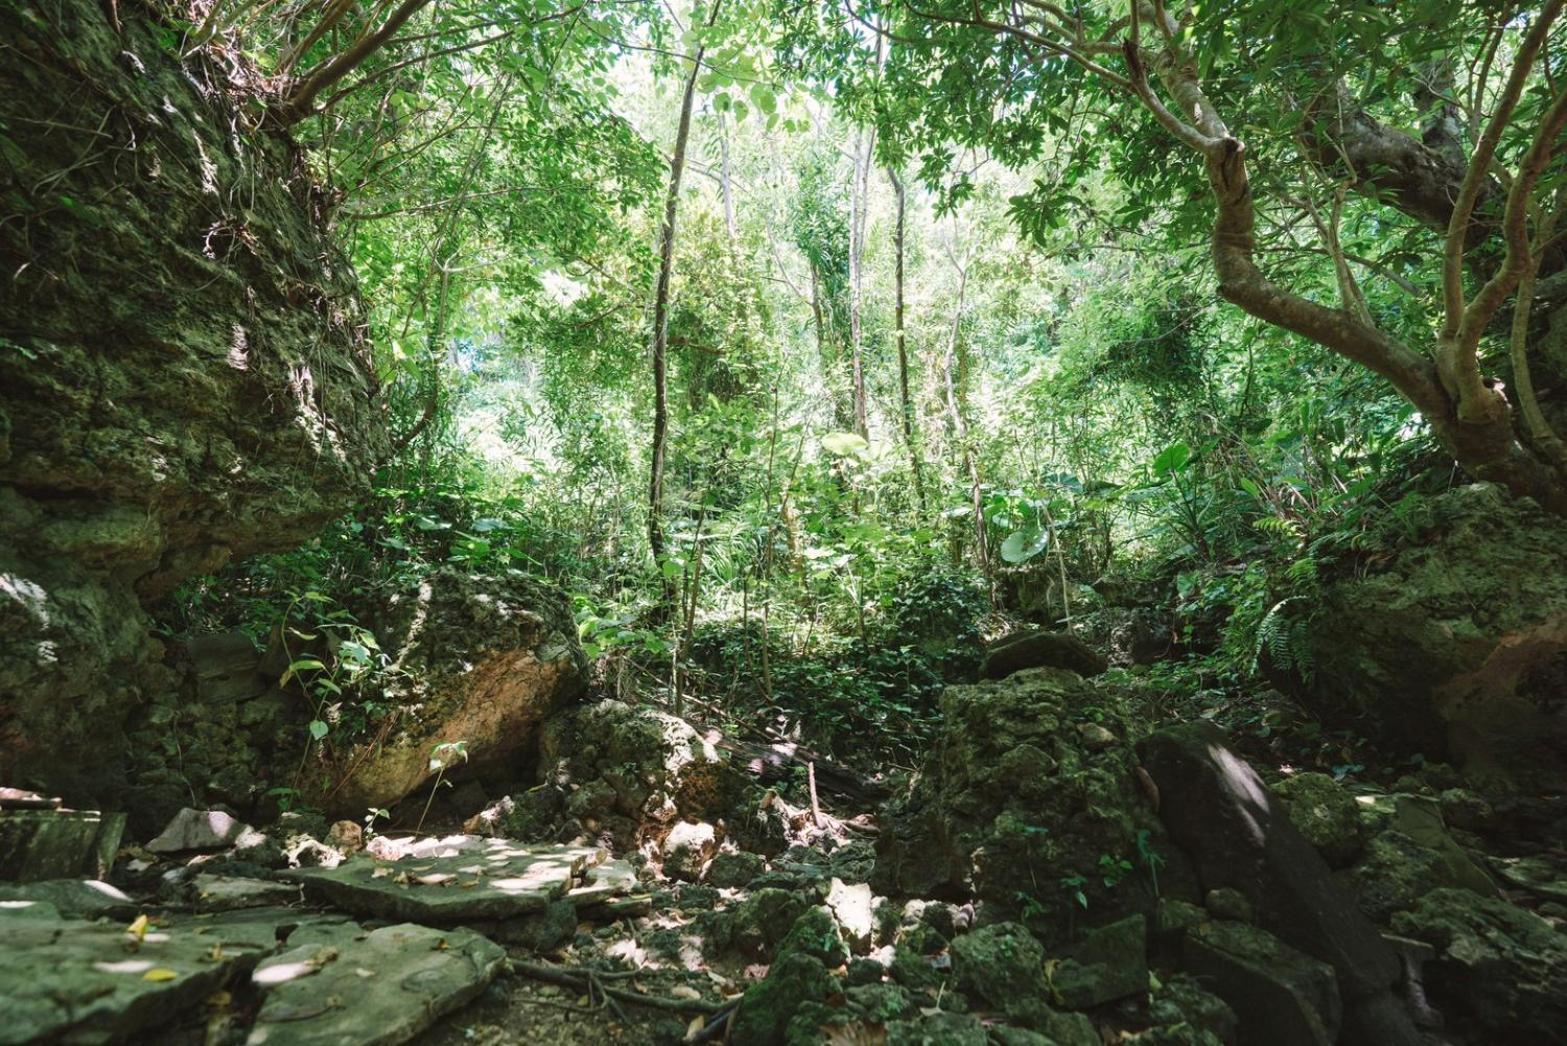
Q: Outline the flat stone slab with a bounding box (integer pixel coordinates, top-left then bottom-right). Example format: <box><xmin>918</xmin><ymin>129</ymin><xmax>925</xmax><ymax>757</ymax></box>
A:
<box><xmin>277</xmin><ymin>838</ymin><xmax>636</xmax><ymax>923</ymax></box>
<box><xmin>0</xmin><ymin>808</ymin><xmax>125</xmax><ymax>881</ymax></box>
<box><xmin>0</xmin><ymin>904</ymin><xmax>317</xmax><ymax>1043</ymax></box>
<box><xmin>191</xmin><ymin>874</ymin><xmax>303</xmax><ymax>913</ymax></box>
<box><xmin>0</xmin><ymin>878</ymin><xmax>137</xmax><ymax>920</ymax></box>
<box><xmin>245</xmin><ymin>921</ymin><xmax>505</xmax><ymax>1045</ymax></box>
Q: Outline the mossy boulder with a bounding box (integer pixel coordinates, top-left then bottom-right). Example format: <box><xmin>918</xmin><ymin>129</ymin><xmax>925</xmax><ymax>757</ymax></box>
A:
<box><xmin>873</xmin><ymin>669</ymin><xmax>1183</xmax><ymax>929</ymax></box>
<box><xmin>731</xmin><ymin>952</ymin><xmax>834</xmax><ymax>1046</ymax></box>
<box><xmin>778</xmin><ymin>906</ymin><xmax>849</xmax><ymax>967</ymax></box>
<box><xmin>1274</xmin><ymin>773</ymin><xmax>1363</xmax><ymax>868</ymax></box>
<box><xmin>949</xmin><ymin>921</ymin><xmax>1047</xmax><ymax>1019</ymax></box>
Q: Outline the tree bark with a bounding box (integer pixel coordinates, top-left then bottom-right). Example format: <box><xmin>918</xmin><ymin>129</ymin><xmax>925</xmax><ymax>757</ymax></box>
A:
<box><xmin>888</xmin><ymin>165</ymin><xmax>927</xmax><ymax>514</ymax></box>
<box><xmin>649</xmin><ymin>7</ymin><xmax>718</xmax><ymax>579</ymax></box>
<box><xmin>847</xmin><ymin>125</ymin><xmax>874</xmax><ymax>438</ymax></box>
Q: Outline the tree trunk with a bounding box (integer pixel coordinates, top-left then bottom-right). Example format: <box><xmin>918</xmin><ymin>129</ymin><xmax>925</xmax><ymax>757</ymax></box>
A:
<box><xmin>649</xmin><ymin>10</ymin><xmax>716</xmax><ymax>580</ymax></box>
<box><xmin>847</xmin><ymin>125</ymin><xmax>875</xmax><ymax>438</ymax></box>
<box><xmin>888</xmin><ymin>165</ymin><xmax>927</xmax><ymax>514</ymax></box>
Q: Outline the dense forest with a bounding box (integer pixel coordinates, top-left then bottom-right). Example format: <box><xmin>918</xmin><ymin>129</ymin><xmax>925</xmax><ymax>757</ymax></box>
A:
<box><xmin>4</xmin><ymin>0</ymin><xmax>1567</xmax><ymax>1042</ymax></box>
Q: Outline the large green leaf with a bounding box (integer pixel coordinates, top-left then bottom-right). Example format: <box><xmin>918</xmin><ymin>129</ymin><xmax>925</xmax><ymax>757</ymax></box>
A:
<box><xmin>1000</xmin><ymin>523</ymin><xmax>1051</xmax><ymax>564</ymax></box>
<box><xmin>1153</xmin><ymin>442</ymin><xmax>1192</xmax><ymax>475</ymax></box>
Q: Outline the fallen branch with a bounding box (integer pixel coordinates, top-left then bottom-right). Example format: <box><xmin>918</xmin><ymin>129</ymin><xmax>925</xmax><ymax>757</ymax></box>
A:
<box><xmin>510</xmin><ymin>960</ymin><xmax>727</xmax><ymax>1016</ymax></box>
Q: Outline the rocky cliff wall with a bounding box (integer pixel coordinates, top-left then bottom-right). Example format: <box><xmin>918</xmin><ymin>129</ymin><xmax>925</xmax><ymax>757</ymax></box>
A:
<box><xmin>0</xmin><ymin>0</ymin><xmax>387</xmax><ymax>801</ymax></box>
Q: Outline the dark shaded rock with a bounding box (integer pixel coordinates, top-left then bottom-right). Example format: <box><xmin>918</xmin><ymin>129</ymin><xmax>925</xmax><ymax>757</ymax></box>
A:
<box><xmin>0</xmin><ymin>808</ymin><xmax>124</xmax><ymax>881</ymax></box>
<box><xmin>0</xmin><ymin>0</ymin><xmax>385</xmax><ymax>809</ymax></box>
<box><xmin>1283</xmin><ymin>483</ymin><xmax>1567</xmax><ymax>789</ymax></box>
<box><xmin>731</xmin><ymin>789</ymin><xmax>792</xmax><ymax>857</ymax></box>
<box><xmin>1204</xmin><ymin>888</ymin><xmax>1252</xmax><ymax>923</ymax></box>
<box><xmin>1149</xmin><ymin>972</ymin><xmax>1239</xmax><ymax>1044</ymax></box>
<box><xmin>875</xmin><ymin>669</ymin><xmax>1183</xmax><ymax>930</ymax></box>
<box><xmin>949</xmin><ymin>921</ymin><xmax>1047</xmax><ymax>1018</ymax></box>
<box><xmin>0</xmin><ymin>903</ymin><xmax>342</xmax><ymax>1041</ymax></box>
<box><xmin>1179</xmin><ymin>921</ymin><xmax>1340</xmax><ymax>1046</ymax></box>
<box><xmin>1391</xmin><ymin>886</ymin><xmax>1567</xmax><ymax>1039</ymax></box>
<box><xmin>487</xmin><ymin>898</ymin><xmax>578</xmax><ymax>953</ymax></box>
<box><xmin>1137</xmin><ymin>722</ymin><xmax>1419</xmax><ymax>1046</ymax></box>
<box><xmin>1052</xmin><ymin>914</ymin><xmax>1148</xmax><ymax>1009</ymax></box>
<box><xmin>726</xmin><ymin>887</ymin><xmax>811</xmax><ymax>959</ymax></box>
<box><xmin>731</xmin><ymin>952</ymin><xmax>834</xmax><ymax>1046</ymax></box>
<box><xmin>707</xmin><ymin>849</ymin><xmax>766</xmax><ymax>889</ymax></box>
<box><xmin>1274</xmin><ymin>772</ymin><xmax>1364</xmax><ymax>868</ymax></box>
<box><xmin>1075</xmin><ymin>606</ymin><xmax>1180</xmax><ymax>666</ymax></box>
<box><xmin>982</xmin><ymin>629</ymin><xmax>1109</xmax><ymax>679</ymax></box>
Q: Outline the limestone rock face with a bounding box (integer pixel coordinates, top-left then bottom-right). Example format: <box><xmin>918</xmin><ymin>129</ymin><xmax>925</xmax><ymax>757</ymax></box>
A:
<box><xmin>329</xmin><ymin>568</ymin><xmax>586</xmax><ymax>812</ymax></box>
<box><xmin>0</xmin><ymin>0</ymin><xmax>385</xmax><ymax>804</ymax></box>
<box><xmin>1287</xmin><ymin>484</ymin><xmax>1567</xmax><ymax>789</ymax></box>
<box><xmin>517</xmin><ymin>699</ymin><xmax>737</xmax><ymax>848</ymax></box>
<box><xmin>872</xmin><ymin>668</ymin><xmax>1183</xmax><ymax>927</ymax></box>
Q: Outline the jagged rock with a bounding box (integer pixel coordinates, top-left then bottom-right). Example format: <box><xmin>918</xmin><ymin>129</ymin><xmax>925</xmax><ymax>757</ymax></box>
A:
<box><xmin>326</xmin><ymin>821</ymin><xmax>364</xmax><ymax>855</ymax></box>
<box><xmin>1284</xmin><ymin>484</ymin><xmax>1567</xmax><ymax>789</ymax></box>
<box><xmin>982</xmin><ymin>629</ymin><xmax>1109</xmax><ymax>679</ymax></box>
<box><xmin>662</xmin><ymin>821</ymin><xmax>718</xmax><ymax>882</ymax></box>
<box><xmin>731</xmin><ymin>952</ymin><xmax>834</xmax><ymax>1046</ymax></box>
<box><xmin>327</xmin><ymin>568</ymin><xmax>586</xmax><ymax>812</ymax></box>
<box><xmin>1179</xmin><ymin>921</ymin><xmax>1341</xmax><ymax>1046</ymax></box>
<box><xmin>708</xmin><ymin>850</ymin><xmax>766</xmax><ymax>889</ymax></box>
<box><xmin>730</xmin><ymin>788</ymin><xmax>793</xmax><ymax>857</ymax></box>
<box><xmin>147</xmin><ymin>808</ymin><xmax>254</xmax><ymax>854</ymax></box>
<box><xmin>846</xmin><ymin>982</ymin><xmax>915</xmax><ymax>1021</ymax></box>
<box><xmin>525</xmin><ymin>699</ymin><xmax>737</xmax><ymax>849</ymax></box>
<box><xmin>246</xmin><ymin>921</ymin><xmax>505</xmax><ymax>1044</ymax></box>
<box><xmin>1052</xmin><ymin>914</ymin><xmax>1148</xmax><ymax>1009</ymax></box>
<box><xmin>1391</xmin><ymin>887</ymin><xmax>1567</xmax><ymax>1039</ymax></box>
<box><xmin>0</xmin><ymin>807</ymin><xmax>124</xmax><ymax>881</ymax></box>
<box><xmin>949</xmin><ymin>922</ymin><xmax>1047</xmax><ymax>1020</ymax></box>
<box><xmin>0</xmin><ymin>0</ymin><xmax>386</xmax><ymax>812</ymax></box>
<box><xmin>875</xmin><ymin>669</ymin><xmax>1181</xmax><ymax>927</ymax></box>
<box><xmin>779</xmin><ymin>905</ymin><xmax>849</xmax><ymax>967</ymax></box>
<box><xmin>725</xmin><ymin>887</ymin><xmax>811</xmax><ymax>959</ymax></box>
<box><xmin>1275</xmin><ymin>773</ymin><xmax>1364</xmax><ymax>868</ymax></box>
<box><xmin>1138</xmin><ymin>722</ymin><xmax>1420</xmax><ymax>1046</ymax></box>
<box><xmin>826</xmin><ymin>878</ymin><xmax>876</xmax><ymax>952</ymax></box>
